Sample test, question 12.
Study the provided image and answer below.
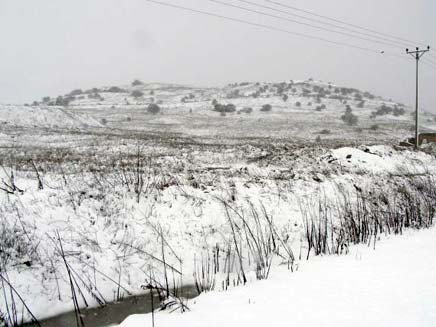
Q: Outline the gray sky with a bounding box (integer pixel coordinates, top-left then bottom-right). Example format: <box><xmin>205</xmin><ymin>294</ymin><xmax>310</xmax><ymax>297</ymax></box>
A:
<box><xmin>1</xmin><ymin>0</ymin><xmax>435</xmax><ymax>111</ymax></box>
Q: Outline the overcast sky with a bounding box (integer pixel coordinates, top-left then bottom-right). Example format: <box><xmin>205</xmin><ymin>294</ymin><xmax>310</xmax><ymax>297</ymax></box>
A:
<box><xmin>0</xmin><ymin>0</ymin><xmax>435</xmax><ymax>111</ymax></box>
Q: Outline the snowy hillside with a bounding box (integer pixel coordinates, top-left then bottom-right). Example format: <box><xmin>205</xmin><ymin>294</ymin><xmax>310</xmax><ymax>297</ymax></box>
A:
<box><xmin>38</xmin><ymin>80</ymin><xmax>408</xmax><ymax>119</ymax></box>
<box><xmin>27</xmin><ymin>79</ymin><xmax>436</xmax><ymax>143</ymax></box>
<box><xmin>0</xmin><ymin>104</ymin><xmax>101</xmax><ymax>129</ymax></box>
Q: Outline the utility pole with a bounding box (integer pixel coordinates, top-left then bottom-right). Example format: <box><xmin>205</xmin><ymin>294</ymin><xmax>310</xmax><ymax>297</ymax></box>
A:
<box><xmin>406</xmin><ymin>46</ymin><xmax>430</xmax><ymax>149</ymax></box>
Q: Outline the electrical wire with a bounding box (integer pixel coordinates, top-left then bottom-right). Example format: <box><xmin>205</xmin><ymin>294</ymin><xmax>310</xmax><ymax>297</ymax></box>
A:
<box><xmin>144</xmin><ymin>0</ymin><xmax>388</xmax><ymax>55</ymax></box>
<box><xmin>422</xmin><ymin>60</ymin><xmax>436</xmax><ymax>70</ymax></box>
<box><xmin>264</xmin><ymin>0</ymin><xmax>428</xmax><ymax>47</ymax></box>
<box><xmin>143</xmin><ymin>0</ymin><xmax>435</xmax><ymax>73</ymax></box>
<box><xmin>425</xmin><ymin>58</ymin><xmax>436</xmax><ymax>66</ymax></box>
<box><xmin>233</xmin><ymin>0</ymin><xmax>411</xmax><ymax>48</ymax></box>
<box><xmin>206</xmin><ymin>0</ymin><xmax>404</xmax><ymax>49</ymax></box>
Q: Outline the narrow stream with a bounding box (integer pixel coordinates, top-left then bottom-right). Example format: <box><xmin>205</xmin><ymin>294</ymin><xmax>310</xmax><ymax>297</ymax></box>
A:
<box><xmin>24</xmin><ymin>286</ymin><xmax>198</xmax><ymax>327</ymax></box>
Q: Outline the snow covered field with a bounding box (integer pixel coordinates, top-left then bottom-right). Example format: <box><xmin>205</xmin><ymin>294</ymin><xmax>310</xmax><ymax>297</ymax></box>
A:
<box><xmin>120</xmin><ymin>226</ymin><xmax>436</xmax><ymax>327</ymax></box>
<box><xmin>1</xmin><ymin>80</ymin><xmax>436</xmax><ymax>326</ymax></box>
<box><xmin>2</xmin><ymin>143</ymin><xmax>435</xmax><ymax>325</ymax></box>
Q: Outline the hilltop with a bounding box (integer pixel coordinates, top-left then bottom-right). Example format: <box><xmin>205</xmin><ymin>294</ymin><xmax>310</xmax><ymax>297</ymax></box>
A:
<box><xmin>27</xmin><ymin>79</ymin><xmax>436</xmax><ymax>143</ymax></box>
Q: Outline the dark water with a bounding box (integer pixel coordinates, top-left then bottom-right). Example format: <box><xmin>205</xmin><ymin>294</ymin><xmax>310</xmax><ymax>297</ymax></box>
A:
<box><xmin>24</xmin><ymin>286</ymin><xmax>198</xmax><ymax>327</ymax></box>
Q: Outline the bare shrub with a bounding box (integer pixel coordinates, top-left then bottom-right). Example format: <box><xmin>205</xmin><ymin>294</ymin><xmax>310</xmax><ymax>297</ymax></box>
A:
<box><xmin>300</xmin><ymin>179</ymin><xmax>436</xmax><ymax>260</ymax></box>
<box><xmin>217</xmin><ymin>199</ymin><xmax>295</xmax><ymax>282</ymax></box>
<box><xmin>193</xmin><ymin>247</ymin><xmax>218</xmax><ymax>294</ymax></box>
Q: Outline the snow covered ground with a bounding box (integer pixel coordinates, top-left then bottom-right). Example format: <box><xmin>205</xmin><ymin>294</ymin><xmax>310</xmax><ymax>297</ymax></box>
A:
<box><xmin>0</xmin><ymin>104</ymin><xmax>101</xmax><ymax>129</ymax></box>
<box><xmin>1</xmin><ymin>143</ymin><xmax>435</xmax><ymax>325</ymax></box>
<box><xmin>1</xmin><ymin>80</ymin><xmax>436</xmax><ymax>326</ymax></box>
<box><xmin>120</xmin><ymin>226</ymin><xmax>436</xmax><ymax>327</ymax></box>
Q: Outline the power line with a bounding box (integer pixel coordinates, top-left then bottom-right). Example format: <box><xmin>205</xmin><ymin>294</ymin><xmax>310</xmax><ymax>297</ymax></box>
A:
<box><xmin>143</xmin><ymin>0</ymin><xmax>383</xmax><ymax>54</ymax></box>
<box><xmin>424</xmin><ymin>58</ymin><xmax>436</xmax><ymax>67</ymax></box>
<box><xmin>264</xmin><ymin>0</ymin><xmax>428</xmax><ymax>47</ymax></box>
<box><xmin>231</xmin><ymin>0</ymin><xmax>436</xmax><ymax>69</ymax></box>
<box><xmin>206</xmin><ymin>0</ymin><xmax>404</xmax><ymax>50</ymax></box>
<box><xmin>233</xmin><ymin>0</ymin><xmax>410</xmax><ymax>48</ymax></box>
<box><xmin>143</xmin><ymin>0</ymin><xmax>434</xmax><ymax>73</ymax></box>
<box><xmin>263</xmin><ymin>0</ymin><xmax>434</xmax><ymax>64</ymax></box>
<box><xmin>406</xmin><ymin>47</ymin><xmax>430</xmax><ymax>148</ymax></box>
<box><xmin>422</xmin><ymin>60</ymin><xmax>436</xmax><ymax>70</ymax></box>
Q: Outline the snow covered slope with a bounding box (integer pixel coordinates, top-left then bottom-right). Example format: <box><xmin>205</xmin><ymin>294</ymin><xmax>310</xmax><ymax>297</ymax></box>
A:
<box><xmin>30</xmin><ymin>79</ymin><xmax>436</xmax><ymax>141</ymax></box>
<box><xmin>120</xmin><ymin>227</ymin><xmax>436</xmax><ymax>327</ymax></box>
<box><xmin>9</xmin><ymin>78</ymin><xmax>432</xmax><ymax>150</ymax></box>
<box><xmin>0</xmin><ymin>104</ymin><xmax>101</xmax><ymax>129</ymax></box>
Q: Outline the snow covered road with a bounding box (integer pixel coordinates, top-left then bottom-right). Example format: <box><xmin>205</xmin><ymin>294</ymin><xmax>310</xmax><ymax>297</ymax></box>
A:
<box><xmin>120</xmin><ymin>227</ymin><xmax>436</xmax><ymax>327</ymax></box>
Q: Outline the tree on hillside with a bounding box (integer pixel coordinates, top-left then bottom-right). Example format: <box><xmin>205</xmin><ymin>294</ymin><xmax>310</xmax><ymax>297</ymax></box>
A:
<box><xmin>240</xmin><ymin>107</ymin><xmax>253</xmax><ymax>114</ymax></box>
<box><xmin>213</xmin><ymin>103</ymin><xmax>236</xmax><ymax>113</ymax></box>
<box><xmin>55</xmin><ymin>96</ymin><xmax>66</xmax><ymax>106</ymax></box>
<box><xmin>108</xmin><ymin>86</ymin><xmax>126</xmax><ymax>93</ymax></box>
<box><xmin>341</xmin><ymin>106</ymin><xmax>358</xmax><ymax>126</ymax></box>
<box><xmin>316</xmin><ymin>104</ymin><xmax>326</xmax><ymax>111</ymax></box>
<box><xmin>260</xmin><ymin>104</ymin><xmax>272</xmax><ymax>112</ymax></box>
<box><xmin>132</xmin><ymin>79</ymin><xmax>143</xmax><ymax>86</ymax></box>
<box><xmin>131</xmin><ymin>90</ymin><xmax>144</xmax><ymax>98</ymax></box>
<box><xmin>147</xmin><ymin>103</ymin><xmax>160</xmax><ymax>114</ymax></box>
<box><xmin>69</xmin><ymin>89</ymin><xmax>83</xmax><ymax>96</ymax></box>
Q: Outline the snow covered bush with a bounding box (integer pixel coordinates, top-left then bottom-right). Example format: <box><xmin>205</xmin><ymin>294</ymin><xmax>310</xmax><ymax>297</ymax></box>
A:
<box><xmin>0</xmin><ymin>219</ymin><xmax>34</xmax><ymax>267</ymax></box>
